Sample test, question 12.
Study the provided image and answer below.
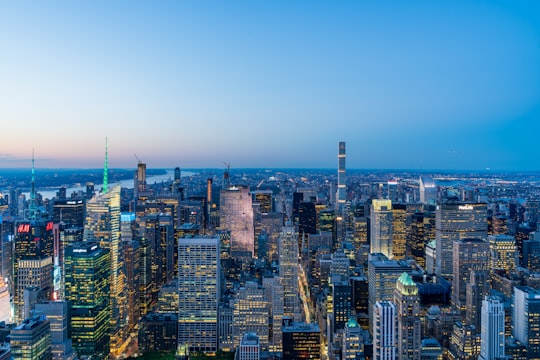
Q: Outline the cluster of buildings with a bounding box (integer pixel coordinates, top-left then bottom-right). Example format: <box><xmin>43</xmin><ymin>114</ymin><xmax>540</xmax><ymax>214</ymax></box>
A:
<box><xmin>0</xmin><ymin>141</ymin><xmax>538</xmax><ymax>359</ymax></box>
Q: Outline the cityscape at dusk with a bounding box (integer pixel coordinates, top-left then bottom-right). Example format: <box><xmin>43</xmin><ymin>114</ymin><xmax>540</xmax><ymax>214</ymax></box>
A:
<box><xmin>1</xmin><ymin>1</ymin><xmax>540</xmax><ymax>170</ymax></box>
<box><xmin>2</xmin><ymin>1</ymin><xmax>540</xmax><ymax>360</ymax></box>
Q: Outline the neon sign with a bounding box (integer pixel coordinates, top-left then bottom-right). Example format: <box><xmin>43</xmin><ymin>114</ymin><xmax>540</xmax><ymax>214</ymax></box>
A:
<box><xmin>17</xmin><ymin>224</ymin><xmax>30</xmax><ymax>233</ymax></box>
<box><xmin>46</xmin><ymin>222</ymin><xmax>53</xmax><ymax>231</ymax></box>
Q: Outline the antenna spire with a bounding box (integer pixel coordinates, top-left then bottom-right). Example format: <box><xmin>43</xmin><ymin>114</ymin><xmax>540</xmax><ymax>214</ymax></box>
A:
<box><xmin>103</xmin><ymin>137</ymin><xmax>108</xmax><ymax>194</ymax></box>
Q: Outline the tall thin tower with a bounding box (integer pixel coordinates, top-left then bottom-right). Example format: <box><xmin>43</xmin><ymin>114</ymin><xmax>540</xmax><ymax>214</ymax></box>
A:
<box><xmin>336</xmin><ymin>141</ymin><xmax>346</xmax><ymax>212</ymax></box>
<box><xmin>103</xmin><ymin>137</ymin><xmax>109</xmax><ymax>194</ymax></box>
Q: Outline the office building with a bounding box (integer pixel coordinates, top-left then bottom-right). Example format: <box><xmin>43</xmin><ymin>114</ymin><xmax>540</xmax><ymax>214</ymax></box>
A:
<box><xmin>235</xmin><ymin>333</ymin><xmax>260</xmax><ymax>360</ymax></box>
<box><xmin>13</xmin><ymin>219</ymin><xmax>54</xmax><ymax>323</ymax></box>
<box><xmin>262</xmin><ymin>276</ymin><xmax>284</xmax><ymax>352</ymax></box>
<box><xmin>52</xmin><ymin>199</ymin><xmax>85</xmax><ymax>228</ymax></box>
<box><xmin>488</xmin><ymin>234</ymin><xmax>517</xmax><ymax>272</ymax></box>
<box><xmin>394</xmin><ymin>273</ymin><xmax>421</xmax><ymax>360</ymax></box>
<box><xmin>233</xmin><ymin>282</ymin><xmax>269</xmax><ymax>350</ymax></box>
<box><xmin>64</xmin><ymin>242</ymin><xmax>110</xmax><ymax>359</ymax></box>
<box><xmin>465</xmin><ymin>269</ymin><xmax>490</xmax><ymax>330</ymax></box>
<box><xmin>278</xmin><ymin>225</ymin><xmax>300</xmax><ymax>320</ymax></box>
<box><xmin>479</xmin><ymin>296</ymin><xmax>505</xmax><ymax>360</ymax></box>
<box><xmin>342</xmin><ymin>317</ymin><xmax>363</xmax><ymax>360</ymax></box>
<box><xmin>16</xmin><ymin>257</ymin><xmax>53</xmax><ymax>323</ymax></box>
<box><xmin>452</xmin><ymin>238</ymin><xmax>489</xmax><ymax>312</ymax></box>
<box><xmin>392</xmin><ymin>203</ymin><xmax>407</xmax><ymax>260</ymax></box>
<box><xmin>282</xmin><ymin>321</ymin><xmax>321</xmax><ymax>360</ymax></box>
<box><xmin>419</xmin><ymin>176</ymin><xmax>437</xmax><ymax>205</ymax></box>
<box><xmin>0</xmin><ymin>276</ymin><xmax>9</xmax><ymax>324</ymax></box>
<box><xmin>84</xmin><ymin>184</ymin><xmax>129</xmax><ymax>357</ymax></box>
<box><xmin>220</xmin><ymin>186</ymin><xmax>255</xmax><ymax>258</ymax></box>
<box><xmin>373</xmin><ymin>301</ymin><xmax>396</xmax><ymax>360</ymax></box>
<box><xmin>420</xmin><ymin>338</ymin><xmax>443</xmax><ymax>360</ymax></box>
<box><xmin>34</xmin><ymin>300</ymin><xmax>75</xmax><ymax>360</ymax></box>
<box><xmin>370</xmin><ymin>200</ymin><xmax>393</xmax><ymax>259</ymax></box>
<box><xmin>368</xmin><ymin>253</ymin><xmax>413</xmax><ymax>328</ymax></box>
<box><xmin>435</xmin><ymin>201</ymin><xmax>487</xmax><ymax>279</ymax></box>
<box><xmin>121</xmin><ymin>216</ymin><xmax>140</xmax><ymax>336</ymax></box>
<box><xmin>252</xmin><ymin>190</ymin><xmax>273</xmax><ymax>214</ymax></box>
<box><xmin>177</xmin><ymin>236</ymin><xmax>220</xmax><ymax>354</ymax></box>
<box><xmin>138</xmin><ymin>312</ymin><xmax>178</xmax><ymax>353</ymax></box>
<box><xmin>513</xmin><ymin>286</ymin><xmax>540</xmax><ymax>357</ymax></box>
<box><xmin>10</xmin><ymin>315</ymin><xmax>51</xmax><ymax>360</ymax></box>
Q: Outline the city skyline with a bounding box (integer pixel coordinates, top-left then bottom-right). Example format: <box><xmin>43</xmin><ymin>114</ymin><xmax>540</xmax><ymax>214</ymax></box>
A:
<box><xmin>1</xmin><ymin>1</ymin><xmax>540</xmax><ymax>170</ymax></box>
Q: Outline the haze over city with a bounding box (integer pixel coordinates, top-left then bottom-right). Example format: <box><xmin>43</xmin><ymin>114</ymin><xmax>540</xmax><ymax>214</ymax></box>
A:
<box><xmin>1</xmin><ymin>1</ymin><xmax>540</xmax><ymax>170</ymax></box>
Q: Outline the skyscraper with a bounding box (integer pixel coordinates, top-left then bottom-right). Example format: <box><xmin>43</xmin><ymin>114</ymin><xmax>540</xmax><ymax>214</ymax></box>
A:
<box><xmin>219</xmin><ymin>186</ymin><xmax>255</xmax><ymax>258</ymax></box>
<box><xmin>64</xmin><ymin>242</ymin><xmax>110</xmax><ymax>359</ymax></box>
<box><xmin>177</xmin><ymin>236</ymin><xmax>220</xmax><ymax>354</ymax></box>
<box><xmin>236</xmin><ymin>333</ymin><xmax>260</xmax><ymax>360</ymax></box>
<box><xmin>233</xmin><ymin>281</ymin><xmax>269</xmax><ymax>350</ymax></box>
<box><xmin>452</xmin><ymin>238</ymin><xmax>489</xmax><ymax>313</ymax></box>
<box><xmin>278</xmin><ymin>225</ymin><xmax>300</xmax><ymax>320</ymax></box>
<box><xmin>337</xmin><ymin>141</ymin><xmax>346</xmax><ymax>212</ymax></box>
<box><xmin>435</xmin><ymin>201</ymin><xmax>487</xmax><ymax>279</ymax></box>
<box><xmin>488</xmin><ymin>234</ymin><xmax>517</xmax><ymax>272</ymax></box>
<box><xmin>479</xmin><ymin>296</ymin><xmax>505</xmax><ymax>360</ymax></box>
<box><xmin>10</xmin><ymin>314</ymin><xmax>51</xmax><ymax>360</ymax></box>
<box><xmin>394</xmin><ymin>273</ymin><xmax>420</xmax><ymax>360</ymax></box>
<box><xmin>373</xmin><ymin>301</ymin><xmax>396</xmax><ymax>360</ymax></box>
<box><xmin>34</xmin><ymin>300</ymin><xmax>75</xmax><ymax>360</ymax></box>
<box><xmin>513</xmin><ymin>286</ymin><xmax>540</xmax><ymax>358</ymax></box>
<box><xmin>370</xmin><ymin>200</ymin><xmax>393</xmax><ymax>259</ymax></box>
<box><xmin>419</xmin><ymin>176</ymin><xmax>437</xmax><ymax>205</ymax></box>
<box><xmin>84</xmin><ymin>184</ymin><xmax>129</xmax><ymax>357</ymax></box>
<box><xmin>13</xmin><ymin>219</ymin><xmax>54</xmax><ymax>323</ymax></box>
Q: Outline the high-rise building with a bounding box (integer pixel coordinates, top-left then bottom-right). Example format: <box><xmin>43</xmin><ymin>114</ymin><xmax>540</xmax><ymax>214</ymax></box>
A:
<box><xmin>513</xmin><ymin>286</ymin><xmax>540</xmax><ymax>358</ymax></box>
<box><xmin>420</xmin><ymin>338</ymin><xmax>443</xmax><ymax>360</ymax></box>
<box><xmin>488</xmin><ymin>234</ymin><xmax>517</xmax><ymax>272</ymax></box>
<box><xmin>419</xmin><ymin>176</ymin><xmax>437</xmax><ymax>205</ymax></box>
<box><xmin>373</xmin><ymin>301</ymin><xmax>396</xmax><ymax>360</ymax></box>
<box><xmin>451</xmin><ymin>238</ymin><xmax>489</xmax><ymax>312</ymax></box>
<box><xmin>84</xmin><ymin>184</ymin><xmax>129</xmax><ymax>357</ymax></box>
<box><xmin>337</xmin><ymin>141</ymin><xmax>346</xmax><ymax>213</ymax></box>
<box><xmin>370</xmin><ymin>200</ymin><xmax>393</xmax><ymax>259</ymax></box>
<box><xmin>278</xmin><ymin>225</ymin><xmax>300</xmax><ymax>320</ymax></box>
<box><xmin>342</xmin><ymin>317</ymin><xmax>363</xmax><ymax>360</ymax></box>
<box><xmin>252</xmin><ymin>190</ymin><xmax>273</xmax><ymax>214</ymax></box>
<box><xmin>52</xmin><ymin>199</ymin><xmax>85</xmax><ymax>228</ymax></box>
<box><xmin>236</xmin><ymin>332</ymin><xmax>260</xmax><ymax>360</ymax></box>
<box><xmin>392</xmin><ymin>204</ymin><xmax>407</xmax><ymax>260</ymax></box>
<box><xmin>13</xmin><ymin>219</ymin><xmax>54</xmax><ymax>323</ymax></box>
<box><xmin>219</xmin><ymin>186</ymin><xmax>254</xmax><ymax>258</ymax></box>
<box><xmin>479</xmin><ymin>296</ymin><xmax>505</xmax><ymax>360</ymax></box>
<box><xmin>394</xmin><ymin>273</ymin><xmax>421</xmax><ymax>360</ymax></box>
<box><xmin>177</xmin><ymin>236</ymin><xmax>220</xmax><ymax>354</ymax></box>
<box><xmin>465</xmin><ymin>269</ymin><xmax>490</xmax><ymax>330</ymax></box>
<box><xmin>134</xmin><ymin>160</ymin><xmax>147</xmax><ymax>201</ymax></box>
<box><xmin>16</xmin><ymin>257</ymin><xmax>53</xmax><ymax>322</ymax></box>
<box><xmin>262</xmin><ymin>276</ymin><xmax>284</xmax><ymax>352</ymax></box>
<box><xmin>64</xmin><ymin>242</ymin><xmax>110</xmax><ymax>359</ymax></box>
<box><xmin>138</xmin><ymin>312</ymin><xmax>178</xmax><ymax>353</ymax></box>
<box><xmin>34</xmin><ymin>300</ymin><xmax>75</xmax><ymax>360</ymax></box>
<box><xmin>282</xmin><ymin>321</ymin><xmax>321</xmax><ymax>360</ymax></box>
<box><xmin>368</xmin><ymin>253</ymin><xmax>413</xmax><ymax>328</ymax></box>
<box><xmin>121</xmin><ymin>213</ymin><xmax>140</xmax><ymax>337</ymax></box>
<box><xmin>10</xmin><ymin>314</ymin><xmax>51</xmax><ymax>360</ymax></box>
<box><xmin>435</xmin><ymin>201</ymin><xmax>487</xmax><ymax>279</ymax></box>
<box><xmin>0</xmin><ymin>276</ymin><xmax>9</xmax><ymax>324</ymax></box>
<box><xmin>233</xmin><ymin>282</ymin><xmax>269</xmax><ymax>350</ymax></box>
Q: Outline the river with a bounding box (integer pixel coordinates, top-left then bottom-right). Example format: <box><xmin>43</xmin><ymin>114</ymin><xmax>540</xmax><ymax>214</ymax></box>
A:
<box><xmin>26</xmin><ymin>169</ymin><xmax>195</xmax><ymax>200</ymax></box>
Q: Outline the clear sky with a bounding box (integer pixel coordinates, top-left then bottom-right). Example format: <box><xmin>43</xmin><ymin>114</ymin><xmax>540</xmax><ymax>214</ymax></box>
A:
<box><xmin>1</xmin><ymin>1</ymin><xmax>539</xmax><ymax>170</ymax></box>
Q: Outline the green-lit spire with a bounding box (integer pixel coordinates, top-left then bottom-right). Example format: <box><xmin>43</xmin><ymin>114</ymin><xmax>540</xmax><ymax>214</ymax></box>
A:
<box><xmin>103</xmin><ymin>137</ymin><xmax>108</xmax><ymax>194</ymax></box>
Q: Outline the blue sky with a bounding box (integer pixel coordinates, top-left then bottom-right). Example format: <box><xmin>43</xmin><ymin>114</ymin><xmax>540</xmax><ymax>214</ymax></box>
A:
<box><xmin>1</xmin><ymin>1</ymin><xmax>539</xmax><ymax>170</ymax></box>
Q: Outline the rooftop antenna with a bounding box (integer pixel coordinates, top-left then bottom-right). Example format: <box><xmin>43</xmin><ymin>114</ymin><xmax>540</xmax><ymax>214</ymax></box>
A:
<box><xmin>103</xmin><ymin>137</ymin><xmax>108</xmax><ymax>194</ymax></box>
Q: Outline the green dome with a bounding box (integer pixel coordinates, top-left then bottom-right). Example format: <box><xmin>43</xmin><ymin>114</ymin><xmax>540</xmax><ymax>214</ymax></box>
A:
<box><xmin>346</xmin><ymin>317</ymin><xmax>360</xmax><ymax>328</ymax></box>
